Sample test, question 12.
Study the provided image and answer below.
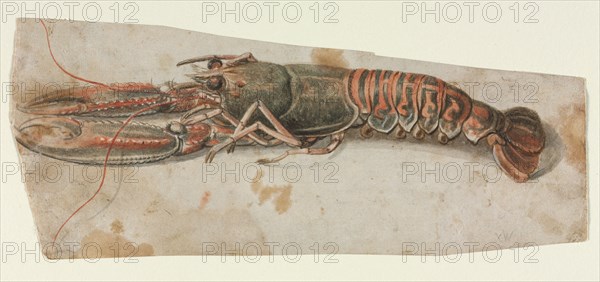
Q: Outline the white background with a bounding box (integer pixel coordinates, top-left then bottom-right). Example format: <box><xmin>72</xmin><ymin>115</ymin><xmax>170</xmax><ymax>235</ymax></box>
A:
<box><xmin>1</xmin><ymin>1</ymin><xmax>598</xmax><ymax>280</ymax></box>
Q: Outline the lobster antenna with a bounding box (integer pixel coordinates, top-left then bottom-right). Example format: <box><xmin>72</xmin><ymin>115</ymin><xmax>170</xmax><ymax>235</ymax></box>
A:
<box><xmin>39</xmin><ymin>20</ymin><xmax>201</xmax><ymax>245</ymax></box>
<box><xmin>51</xmin><ymin>97</ymin><xmax>198</xmax><ymax>244</ymax></box>
<box><xmin>176</xmin><ymin>54</ymin><xmax>238</xmax><ymax>67</ymax></box>
<box><xmin>40</xmin><ymin>20</ymin><xmax>113</xmax><ymax>89</ymax></box>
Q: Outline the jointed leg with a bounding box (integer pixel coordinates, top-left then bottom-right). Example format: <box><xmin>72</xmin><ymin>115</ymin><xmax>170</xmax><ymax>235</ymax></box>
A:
<box><xmin>179</xmin><ymin>104</ymin><xmax>279</xmax><ymax>147</ymax></box>
<box><xmin>205</xmin><ymin>121</ymin><xmax>303</xmax><ymax>163</ymax></box>
<box><xmin>232</xmin><ymin>101</ymin><xmax>296</xmax><ymax>142</ymax></box>
<box><xmin>205</xmin><ymin>101</ymin><xmax>302</xmax><ymax>162</ymax></box>
<box><xmin>220</xmin><ymin>111</ymin><xmax>282</xmax><ymax>149</ymax></box>
<box><xmin>180</xmin><ymin>106</ymin><xmax>222</xmax><ymax>125</ymax></box>
<box><xmin>257</xmin><ymin>133</ymin><xmax>345</xmax><ymax>164</ymax></box>
<box><xmin>227</xmin><ymin>100</ymin><xmax>295</xmax><ymax>153</ymax></box>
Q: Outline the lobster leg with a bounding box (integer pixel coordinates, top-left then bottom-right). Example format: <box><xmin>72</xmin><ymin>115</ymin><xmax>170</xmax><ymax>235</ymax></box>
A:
<box><xmin>180</xmin><ymin>107</ymin><xmax>223</xmax><ymax>125</ymax></box>
<box><xmin>205</xmin><ymin>100</ymin><xmax>303</xmax><ymax>163</ymax></box>
<box><xmin>256</xmin><ymin>133</ymin><xmax>345</xmax><ymax>164</ymax></box>
<box><xmin>226</xmin><ymin>100</ymin><xmax>297</xmax><ymax>153</ymax></box>
<box><xmin>179</xmin><ymin>103</ymin><xmax>283</xmax><ymax>148</ymax></box>
<box><xmin>221</xmin><ymin>112</ymin><xmax>283</xmax><ymax>147</ymax></box>
<box><xmin>232</xmin><ymin>101</ymin><xmax>299</xmax><ymax>144</ymax></box>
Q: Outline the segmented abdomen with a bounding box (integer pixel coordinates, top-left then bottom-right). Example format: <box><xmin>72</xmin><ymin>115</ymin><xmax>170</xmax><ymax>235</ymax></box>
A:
<box><xmin>347</xmin><ymin>69</ymin><xmax>495</xmax><ymax>143</ymax></box>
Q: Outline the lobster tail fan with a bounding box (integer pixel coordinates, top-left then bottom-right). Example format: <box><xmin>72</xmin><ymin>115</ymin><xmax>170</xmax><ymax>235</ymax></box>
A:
<box><xmin>492</xmin><ymin>107</ymin><xmax>545</xmax><ymax>182</ymax></box>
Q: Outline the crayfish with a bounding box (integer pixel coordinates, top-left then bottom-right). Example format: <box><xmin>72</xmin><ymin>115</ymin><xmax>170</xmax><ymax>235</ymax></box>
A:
<box><xmin>16</xmin><ymin>22</ymin><xmax>546</xmax><ymax>184</ymax></box>
<box><xmin>14</xmin><ymin>21</ymin><xmax>547</xmax><ymax>242</ymax></box>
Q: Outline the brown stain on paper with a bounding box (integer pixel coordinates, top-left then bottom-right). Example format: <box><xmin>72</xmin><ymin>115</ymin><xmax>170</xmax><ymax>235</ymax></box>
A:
<box><xmin>162</xmin><ymin>209</ymin><xmax>269</xmax><ymax>256</ymax></box>
<box><xmin>528</xmin><ymin>207</ymin><xmax>565</xmax><ymax>237</ymax></box>
<box><xmin>74</xmin><ymin>229</ymin><xmax>154</xmax><ymax>258</ymax></box>
<box><xmin>311</xmin><ymin>48</ymin><xmax>349</xmax><ymax>68</ymax></box>
<box><xmin>158</xmin><ymin>53</ymin><xmax>174</xmax><ymax>70</ymax></box>
<box><xmin>144</xmin><ymin>199</ymin><xmax>160</xmax><ymax>215</ymax></box>
<box><xmin>110</xmin><ymin>219</ymin><xmax>124</xmax><ymax>234</ymax></box>
<box><xmin>199</xmin><ymin>191</ymin><xmax>211</xmax><ymax>210</ymax></box>
<box><xmin>558</xmin><ymin>103</ymin><xmax>586</xmax><ymax>174</ymax></box>
<box><xmin>536</xmin><ymin>213</ymin><xmax>564</xmax><ymax>236</ymax></box>
<box><xmin>251</xmin><ymin>170</ymin><xmax>292</xmax><ymax>214</ymax></box>
<box><xmin>567</xmin><ymin>217</ymin><xmax>588</xmax><ymax>242</ymax></box>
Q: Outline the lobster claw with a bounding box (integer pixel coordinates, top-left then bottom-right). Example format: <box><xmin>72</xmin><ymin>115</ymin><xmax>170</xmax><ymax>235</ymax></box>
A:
<box><xmin>17</xmin><ymin>83</ymin><xmax>218</xmax><ymax>117</ymax></box>
<box><xmin>14</xmin><ymin>117</ymin><xmax>214</xmax><ymax>165</ymax></box>
<box><xmin>17</xmin><ymin>84</ymin><xmax>175</xmax><ymax>117</ymax></box>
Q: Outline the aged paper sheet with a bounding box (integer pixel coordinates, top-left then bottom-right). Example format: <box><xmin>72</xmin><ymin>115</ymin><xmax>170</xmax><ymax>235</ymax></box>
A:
<box><xmin>10</xmin><ymin>20</ymin><xmax>587</xmax><ymax>258</ymax></box>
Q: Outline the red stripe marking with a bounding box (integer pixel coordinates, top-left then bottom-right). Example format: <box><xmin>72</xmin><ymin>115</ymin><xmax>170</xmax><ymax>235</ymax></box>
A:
<box><xmin>349</xmin><ymin>69</ymin><xmax>366</xmax><ymax>112</ymax></box>
<box><xmin>374</xmin><ymin>70</ymin><xmax>388</xmax><ymax>119</ymax></box>
<box><xmin>365</xmin><ymin>70</ymin><xmax>376</xmax><ymax>113</ymax></box>
<box><xmin>443</xmin><ymin>86</ymin><xmax>463</xmax><ymax>121</ymax></box>
<box><xmin>420</xmin><ymin>78</ymin><xmax>439</xmax><ymax>120</ymax></box>
<box><xmin>89</xmin><ymin>136</ymin><xmax>173</xmax><ymax>149</ymax></box>
<box><xmin>412</xmin><ymin>74</ymin><xmax>426</xmax><ymax>112</ymax></box>
<box><xmin>436</xmin><ymin>78</ymin><xmax>446</xmax><ymax>114</ymax></box>
<box><xmin>398</xmin><ymin>73</ymin><xmax>413</xmax><ymax>116</ymax></box>
<box><xmin>390</xmin><ymin>71</ymin><xmax>402</xmax><ymax>112</ymax></box>
<box><xmin>86</xmin><ymin>98</ymin><xmax>161</xmax><ymax>112</ymax></box>
<box><xmin>385</xmin><ymin>71</ymin><xmax>399</xmax><ymax>118</ymax></box>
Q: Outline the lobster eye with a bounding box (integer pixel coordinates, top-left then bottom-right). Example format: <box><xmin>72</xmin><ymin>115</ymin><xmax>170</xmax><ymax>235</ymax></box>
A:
<box><xmin>166</xmin><ymin>121</ymin><xmax>187</xmax><ymax>135</ymax></box>
<box><xmin>207</xmin><ymin>59</ymin><xmax>223</xmax><ymax>69</ymax></box>
<box><xmin>206</xmin><ymin>76</ymin><xmax>224</xmax><ymax>91</ymax></box>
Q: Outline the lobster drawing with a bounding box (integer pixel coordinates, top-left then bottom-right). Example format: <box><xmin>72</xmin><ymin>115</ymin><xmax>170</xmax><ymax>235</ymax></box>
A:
<box><xmin>14</xmin><ymin>21</ymin><xmax>547</xmax><ymax>242</ymax></box>
<box><xmin>15</xmin><ymin>23</ymin><xmax>547</xmax><ymax>184</ymax></box>
<box><xmin>16</xmin><ymin>51</ymin><xmax>546</xmax><ymax>182</ymax></box>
